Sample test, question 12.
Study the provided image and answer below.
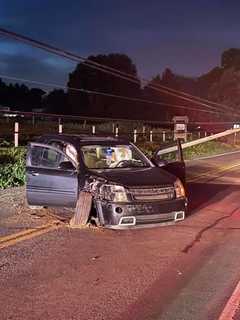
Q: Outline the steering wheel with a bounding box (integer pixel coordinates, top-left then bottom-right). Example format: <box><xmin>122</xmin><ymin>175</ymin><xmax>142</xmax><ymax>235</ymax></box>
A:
<box><xmin>114</xmin><ymin>160</ymin><xmax>130</xmax><ymax>168</ymax></box>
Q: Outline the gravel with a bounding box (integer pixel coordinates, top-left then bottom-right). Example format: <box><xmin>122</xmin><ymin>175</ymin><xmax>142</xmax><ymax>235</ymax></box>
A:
<box><xmin>0</xmin><ymin>186</ymin><xmax>73</xmax><ymax>237</ymax></box>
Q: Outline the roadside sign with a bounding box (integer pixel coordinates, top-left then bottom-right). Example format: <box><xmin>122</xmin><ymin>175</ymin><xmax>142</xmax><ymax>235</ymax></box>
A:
<box><xmin>173</xmin><ymin>116</ymin><xmax>189</xmax><ymax>141</ymax></box>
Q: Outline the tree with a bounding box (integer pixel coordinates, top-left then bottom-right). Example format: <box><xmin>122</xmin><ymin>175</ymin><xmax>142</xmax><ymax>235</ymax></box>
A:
<box><xmin>221</xmin><ymin>48</ymin><xmax>240</xmax><ymax>69</ymax></box>
<box><xmin>43</xmin><ymin>89</ymin><xmax>68</xmax><ymax>114</ymax></box>
<box><xmin>67</xmin><ymin>53</ymin><xmax>141</xmax><ymax>118</ymax></box>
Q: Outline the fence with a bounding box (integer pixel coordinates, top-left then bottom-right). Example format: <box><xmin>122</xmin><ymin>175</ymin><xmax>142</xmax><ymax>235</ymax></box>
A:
<box><xmin>0</xmin><ymin>109</ymin><xmax>231</xmax><ymax>147</ymax></box>
<box><xmin>1</xmin><ymin>120</ymin><xmax>217</xmax><ymax>148</ymax></box>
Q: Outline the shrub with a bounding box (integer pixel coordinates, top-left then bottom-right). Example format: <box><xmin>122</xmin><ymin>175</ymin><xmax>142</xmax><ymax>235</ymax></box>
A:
<box><xmin>0</xmin><ymin>147</ymin><xmax>26</xmax><ymax>189</ymax></box>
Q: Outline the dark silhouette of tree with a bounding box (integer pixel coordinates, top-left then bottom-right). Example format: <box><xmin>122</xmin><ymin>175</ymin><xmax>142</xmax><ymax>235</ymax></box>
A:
<box><xmin>68</xmin><ymin>53</ymin><xmax>141</xmax><ymax>119</ymax></box>
<box><xmin>221</xmin><ymin>48</ymin><xmax>240</xmax><ymax>69</ymax></box>
<box><xmin>43</xmin><ymin>89</ymin><xmax>68</xmax><ymax>114</ymax></box>
<box><xmin>0</xmin><ymin>79</ymin><xmax>46</xmax><ymax>111</ymax></box>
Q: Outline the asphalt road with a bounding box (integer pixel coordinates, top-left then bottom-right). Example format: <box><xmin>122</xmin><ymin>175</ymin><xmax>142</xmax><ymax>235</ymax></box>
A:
<box><xmin>1</xmin><ymin>152</ymin><xmax>240</xmax><ymax>320</ymax></box>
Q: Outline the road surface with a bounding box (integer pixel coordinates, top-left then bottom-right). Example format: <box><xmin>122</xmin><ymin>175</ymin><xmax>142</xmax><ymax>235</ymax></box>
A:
<box><xmin>1</xmin><ymin>151</ymin><xmax>240</xmax><ymax>320</ymax></box>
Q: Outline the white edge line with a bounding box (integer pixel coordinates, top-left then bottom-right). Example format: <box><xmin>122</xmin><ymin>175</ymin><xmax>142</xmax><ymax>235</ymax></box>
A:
<box><xmin>218</xmin><ymin>279</ymin><xmax>240</xmax><ymax>320</ymax></box>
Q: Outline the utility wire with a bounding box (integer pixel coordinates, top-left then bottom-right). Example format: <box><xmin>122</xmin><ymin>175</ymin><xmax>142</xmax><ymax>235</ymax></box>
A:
<box><xmin>0</xmin><ymin>74</ymin><xmax>223</xmax><ymax>115</ymax></box>
<box><xmin>0</xmin><ymin>27</ymin><xmax>236</xmax><ymax>115</ymax></box>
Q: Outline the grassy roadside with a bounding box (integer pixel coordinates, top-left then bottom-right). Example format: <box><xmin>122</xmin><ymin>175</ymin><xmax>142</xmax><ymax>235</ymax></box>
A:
<box><xmin>0</xmin><ymin>146</ymin><xmax>26</xmax><ymax>189</ymax></box>
<box><xmin>137</xmin><ymin>140</ymin><xmax>240</xmax><ymax>160</ymax></box>
<box><xmin>1</xmin><ymin>140</ymin><xmax>240</xmax><ymax>189</ymax></box>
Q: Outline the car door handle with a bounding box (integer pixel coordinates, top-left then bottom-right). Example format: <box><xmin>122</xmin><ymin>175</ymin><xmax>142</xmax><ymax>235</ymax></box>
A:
<box><xmin>30</xmin><ymin>171</ymin><xmax>39</xmax><ymax>176</ymax></box>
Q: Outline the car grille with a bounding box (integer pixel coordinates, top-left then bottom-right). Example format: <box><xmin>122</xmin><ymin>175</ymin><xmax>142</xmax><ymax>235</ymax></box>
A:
<box><xmin>129</xmin><ymin>186</ymin><xmax>175</xmax><ymax>201</ymax></box>
<box><xmin>135</xmin><ymin>213</ymin><xmax>175</xmax><ymax>224</ymax></box>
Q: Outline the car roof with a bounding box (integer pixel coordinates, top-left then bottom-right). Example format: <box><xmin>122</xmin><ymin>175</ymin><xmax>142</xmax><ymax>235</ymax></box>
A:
<box><xmin>36</xmin><ymin>134</ymin><xmax>130</xmax><ymax>147</ymax></box>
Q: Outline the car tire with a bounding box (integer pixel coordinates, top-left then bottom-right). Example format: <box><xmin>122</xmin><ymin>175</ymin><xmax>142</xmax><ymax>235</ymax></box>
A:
<box><xmin>70</xmin><ymin>191</ymin><xmax>92</xmax><ymax>227</ymax></box>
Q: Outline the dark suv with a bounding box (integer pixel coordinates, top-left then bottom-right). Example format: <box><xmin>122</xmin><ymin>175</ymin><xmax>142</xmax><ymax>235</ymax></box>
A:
<box><xmin>26</xmin><ymin>134</ymin><xmax>187</xmax><ymax>229</ymax></box>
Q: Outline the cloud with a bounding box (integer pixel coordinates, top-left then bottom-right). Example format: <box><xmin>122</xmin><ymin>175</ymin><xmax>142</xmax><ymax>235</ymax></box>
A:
<box><xmin>1</xmin><ymin>0</ymin><xmax>240</xmax><ymax>83</ymax></box>
<box><xmin>0</xmin><ymin>52</ymin><xmax>76</xmax><ymax>89</ymax></box>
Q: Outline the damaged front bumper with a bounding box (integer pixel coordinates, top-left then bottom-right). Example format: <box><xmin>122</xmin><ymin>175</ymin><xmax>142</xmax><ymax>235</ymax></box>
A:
<box><xmin>94</xmin><ymin>198</ymin><xmax>187</xmax><ymax>229</ymax></box>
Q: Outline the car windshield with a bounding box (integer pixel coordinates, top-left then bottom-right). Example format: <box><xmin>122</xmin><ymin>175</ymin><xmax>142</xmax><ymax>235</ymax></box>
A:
<box><xmin>81</xmin><ymin>144</ymin><xmax>150</xmax><ymax>169</ymax></box>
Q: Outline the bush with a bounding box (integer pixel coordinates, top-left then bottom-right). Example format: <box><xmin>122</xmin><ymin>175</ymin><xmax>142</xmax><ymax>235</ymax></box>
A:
<box><xmin>0</xmin><ymin>146</ymin><xmax>26</xmax><ymax>189</ymax></box>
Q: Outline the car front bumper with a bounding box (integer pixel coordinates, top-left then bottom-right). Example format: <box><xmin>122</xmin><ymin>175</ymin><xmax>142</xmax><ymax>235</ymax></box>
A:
<box><xmin>95</xmin><ymin>198</ymin><xmax>187</xmax><ymax>229</ymax></box>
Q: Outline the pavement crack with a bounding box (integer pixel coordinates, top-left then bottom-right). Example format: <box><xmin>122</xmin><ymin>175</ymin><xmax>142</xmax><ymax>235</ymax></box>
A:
<box><xmin>182</xmin><ymin>207</ymin><xmax>240</xmax><ymax>253</ymax></box>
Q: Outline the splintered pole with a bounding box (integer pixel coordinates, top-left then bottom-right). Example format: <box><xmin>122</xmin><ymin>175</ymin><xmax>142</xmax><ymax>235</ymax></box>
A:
<box><xmin>70</xmin><ymin>191</ymin><xmax>93</xmax><ymax>227</ymax></box>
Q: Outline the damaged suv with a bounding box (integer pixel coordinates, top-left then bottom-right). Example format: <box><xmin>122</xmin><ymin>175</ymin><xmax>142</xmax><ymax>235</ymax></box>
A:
<box><xmin>26</xmin><ymin>134</ymin><xmax>187</xmax><ymax>228</ymax></box>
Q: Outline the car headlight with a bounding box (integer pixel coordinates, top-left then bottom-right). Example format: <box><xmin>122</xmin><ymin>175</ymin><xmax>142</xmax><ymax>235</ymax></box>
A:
<box><xmin>99</xmin><ymin>184</ymin><xmax>129</xmax><ymax>202</ymax></box>
<box><xmin>174</xmin><ymin>179</ymin><xmax>185</xmax><ymax>198</ymax></box>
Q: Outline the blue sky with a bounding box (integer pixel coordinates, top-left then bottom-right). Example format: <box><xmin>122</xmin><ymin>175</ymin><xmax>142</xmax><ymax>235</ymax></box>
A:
<box><xmin>1</xmin><ymin>0</ymin><xmax>240</xmax><ymax>87</ymax></box>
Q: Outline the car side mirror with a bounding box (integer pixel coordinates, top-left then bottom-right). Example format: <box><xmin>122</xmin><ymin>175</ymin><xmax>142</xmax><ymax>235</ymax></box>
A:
<box><xmin>58</xmin><ymin>161</ymin><xmax>75</xmax><ymax>171</ymax></box>
<box><xmin>151</xmin><ymin>157</ymin><xmax>169</xmax><ymax>167</ymax></box>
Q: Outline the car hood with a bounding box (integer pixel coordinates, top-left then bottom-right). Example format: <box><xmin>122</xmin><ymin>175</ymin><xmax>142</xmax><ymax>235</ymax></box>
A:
<box><xmin>89</xmin><ymin>167</ymin><xmax>176</xmax><ymax>187</ymax></box>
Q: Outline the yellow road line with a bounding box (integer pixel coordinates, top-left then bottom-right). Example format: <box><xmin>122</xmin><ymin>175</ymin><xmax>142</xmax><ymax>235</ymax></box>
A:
<box><xmin>0</xmin><ymin>222</ymin><xmax>61</xmax><ymax>250</ymax></box>
<box><xmin>188</xmin><ymin>162</ymin><xmax>240</xmax><ymax>183</ymax></box>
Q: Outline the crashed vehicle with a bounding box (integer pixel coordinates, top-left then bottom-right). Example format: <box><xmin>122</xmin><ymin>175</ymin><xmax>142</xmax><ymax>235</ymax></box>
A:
<box><xmin>26</xmin><ymin>134</ymin><xmax>187</xmax><ymax>228</ymax></box>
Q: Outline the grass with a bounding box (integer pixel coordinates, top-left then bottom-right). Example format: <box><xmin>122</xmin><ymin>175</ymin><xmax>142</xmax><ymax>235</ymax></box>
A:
<box><xmin>0</xmin><ymin>133</ymin><xmax>239</xmax><ymax>189</ymax></box>
<box><xmin>0</xmin><ymin>145</ymin><xmax>26</xmax><ymax>189</ymax></box>
<box><xmin>138</xmin><ymin>140</ymin><xmax>240</xmax><ymax>161</ymax></box>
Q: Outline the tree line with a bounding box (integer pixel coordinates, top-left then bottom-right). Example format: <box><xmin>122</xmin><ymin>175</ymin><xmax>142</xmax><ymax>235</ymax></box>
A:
<box><xmin>1</xmin><ymin>48</ymin><xmax>240</xmax><ymax>121</ymax></box>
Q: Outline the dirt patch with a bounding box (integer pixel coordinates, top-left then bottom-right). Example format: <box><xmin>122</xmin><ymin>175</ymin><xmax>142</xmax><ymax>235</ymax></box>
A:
<box><xmin>0</xmin><ymin>186</ymin><xmax>73</xmax><ymax>237</ymax></box>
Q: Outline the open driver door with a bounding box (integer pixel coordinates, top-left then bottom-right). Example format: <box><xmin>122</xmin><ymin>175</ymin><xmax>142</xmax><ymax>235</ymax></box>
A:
<box><xmin>152</xmin><ymin>139</ymin><xmax>186</xmax><ymax>185</ymax></box>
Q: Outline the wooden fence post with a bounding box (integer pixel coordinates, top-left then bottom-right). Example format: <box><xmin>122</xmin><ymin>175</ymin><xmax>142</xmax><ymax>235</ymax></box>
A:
<box><xmin>134</xmin><ymin>129</ymin><xmax>137</xmax><ymax>143</ymax></box>
<box><xmin>115</xmin><ymin>125</ymin><xmax>119</xmax><ymax>137</ymax></box>
<box><xmin>162</xmin><ymin>131</ymin><xmax>166</xmax><ymax>142</ymax></box>
<box><xmin>14</xmin><ymin>122</ymin><xmax>19</xmax><ymax>147</ymax></box>
<box><xmin>58</xmin><ymin>118</ymin><xmax>63</xmax><ymax>133</ymax></box>
<box><xmin>150</xmin><ymin>130</ymin><xmax>153</xmax><ymax>143</ymax></box>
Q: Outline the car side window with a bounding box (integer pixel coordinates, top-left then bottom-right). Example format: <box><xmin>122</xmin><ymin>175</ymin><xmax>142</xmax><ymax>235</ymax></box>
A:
<box><xmin>49</xmin><ymin>140</ymin><xmax>78</xmax><ymax>165</ymax></box>
<box><xmin>30</xmin><ymin>145</ymin><xmax>69</xmax><ymax>169</ymax></box>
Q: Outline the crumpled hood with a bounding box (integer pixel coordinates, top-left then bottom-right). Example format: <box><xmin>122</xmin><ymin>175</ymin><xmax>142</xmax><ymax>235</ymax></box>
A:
<box><xmin>89</xmin><ymin>167</ymin><xmax>176</xmax><ymax>187</ymax></box>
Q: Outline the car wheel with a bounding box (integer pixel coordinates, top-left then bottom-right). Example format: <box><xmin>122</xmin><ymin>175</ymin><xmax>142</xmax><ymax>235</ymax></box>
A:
<box><xmin>70</xmin><ymin>191</ymin><xmax>92</xmax><ymax>227</ymax></box>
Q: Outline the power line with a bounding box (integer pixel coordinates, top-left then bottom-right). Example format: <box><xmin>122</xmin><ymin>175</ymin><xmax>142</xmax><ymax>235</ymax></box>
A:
<box><xmin>0</xmin><ymin>74</ymin><xmax>223</xmax><ymax>115</ymax></box>
<box><xmin>0</xmin><ymin>27</ymin><xmax>236</xmax><ymax>115</ymax></box>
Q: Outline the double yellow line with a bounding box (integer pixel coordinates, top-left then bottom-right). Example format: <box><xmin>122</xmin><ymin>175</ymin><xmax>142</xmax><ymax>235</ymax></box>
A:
<box><xmin>188</xmin><ymin>162</ymin><xmax>240</xmax><ymax>183</ymax></box>
<box><xmin>0</xmin><ymin>222</ymin><xmax>61</xmax><ymax>250</ymax></box>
